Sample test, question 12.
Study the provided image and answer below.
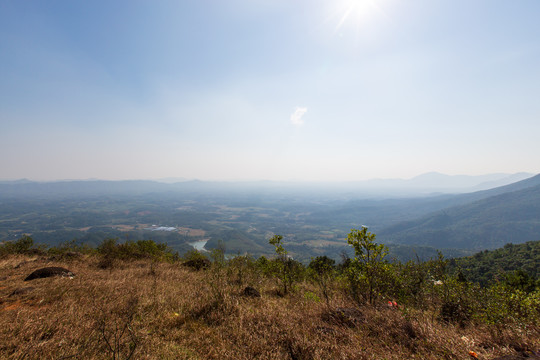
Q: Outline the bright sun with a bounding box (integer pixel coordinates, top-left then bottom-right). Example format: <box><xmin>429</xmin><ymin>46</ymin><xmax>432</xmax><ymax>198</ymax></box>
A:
<box><xmin>333</xmin><ymin>0</ymin><xmax>383</xmax><ymax>31</ymax></box>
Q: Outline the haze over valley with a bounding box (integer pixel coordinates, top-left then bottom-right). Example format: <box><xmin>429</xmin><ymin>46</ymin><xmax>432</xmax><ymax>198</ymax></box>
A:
<box><xmin>1</xmin><ymin>172</ymin><xmax>538</xmax><ymax>262</ymax></box>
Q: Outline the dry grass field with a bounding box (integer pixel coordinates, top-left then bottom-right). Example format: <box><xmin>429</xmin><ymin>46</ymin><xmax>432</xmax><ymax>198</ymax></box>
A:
<box><xmin>0</xmin><ymin>254</ymin><xmax>538</xmax><ymax>360</ymax></box>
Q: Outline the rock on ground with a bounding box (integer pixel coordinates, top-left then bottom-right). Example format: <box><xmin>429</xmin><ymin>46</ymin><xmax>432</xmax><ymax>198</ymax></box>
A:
<box><xmin>24</xmin><ymin>267</ymin><xmax>75</xmax><ymax>281</ymax></box>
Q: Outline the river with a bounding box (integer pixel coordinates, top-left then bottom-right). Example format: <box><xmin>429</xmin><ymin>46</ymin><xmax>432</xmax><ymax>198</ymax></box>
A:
<box><xmin>188</xmin><ymin>239</ymin><xmax>209</xmax><ymax>251</ymax></box>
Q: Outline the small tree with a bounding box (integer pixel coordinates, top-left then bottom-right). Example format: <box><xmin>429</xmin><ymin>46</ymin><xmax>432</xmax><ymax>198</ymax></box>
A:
<box><xmin>269</xmin><ymin>235</ymin><xmax>287</xmax><ymax>257</ymax></box>
<box><xmin>347</xmin><ymin>227</ymin><xmax>389</xmax><ymax>304</ymax></box>
<box><xmin>268</xmin><ymin>235</ymin><xmax>302</xmax><ymax>295</ymax></box>
<box><xmin>308</xmin><ymin>256</ymin><xmax>336</xmax><ymax>306</ymax></box>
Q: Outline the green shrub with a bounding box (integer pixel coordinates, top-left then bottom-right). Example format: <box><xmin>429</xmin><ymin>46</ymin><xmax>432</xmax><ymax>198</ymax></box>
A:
<box><xmin>504</xmin><ymin>269</ymin><xmax>537</xmax><ymax>293</ymax></box>
<box><xmin>436</xmin><ymin>275</ymin><xmax>481</xmax><ymax>327</ymax></box>
<box><xmin>346</xmin><ymin>227</ymin><xmax>390</xmax><ymax>304</ymax></box>
<box><xmin>479</xmin><ymin>283</ymin><xmax>540</xmax><ymax>327</ymax></box>
<box><xmin>0</xmin><ymin>235</ymin><xmax>44</xmax><ymax>256</ymax></box>
<box><xmin>97</xmin><ymin>238</ymin><xmax>177</xmax><ymax>262</ymax></box>
<box><xmin>268</xmin><ymin>235</ymin><xmax>304</xmax><ymax>295</ymax></box>
<box><xmin>183</xmin><ymin>249</ymin><xmax>208</xmax><ymax>262</ymax></box>
<box><xmin>227</xmin><ymin>254</ymin><xmax>257</xmax><ymax>286</ymax></box>
<box><xmin>308</xmin><ymin>256</ymin><xmax>336</xmax><ymax>305</ymax></box>
<box><xmin>47</xmin><ymin>239</ymin><xmax>93</xmax><ymax>255</ymax></box>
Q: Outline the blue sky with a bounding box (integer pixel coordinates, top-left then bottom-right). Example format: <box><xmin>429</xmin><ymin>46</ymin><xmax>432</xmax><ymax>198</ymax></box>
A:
<box><xmin>1</xmin><ymin>0</ymin><xmax>540</xmax><ymax>181</ymax></box>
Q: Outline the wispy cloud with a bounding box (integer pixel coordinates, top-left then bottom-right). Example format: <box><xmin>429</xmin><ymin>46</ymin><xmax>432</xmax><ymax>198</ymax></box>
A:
<box><xmin>290</xmin><ymin>107</ymin><xmax>307</xmax><ymax>126</ymax></box>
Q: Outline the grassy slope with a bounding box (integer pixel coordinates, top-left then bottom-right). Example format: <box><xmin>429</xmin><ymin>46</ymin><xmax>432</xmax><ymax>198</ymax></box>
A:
<box><xmin>1</xmin><ymin>255</ymin><xmax>538</xmax><ymax>360</ymax></box>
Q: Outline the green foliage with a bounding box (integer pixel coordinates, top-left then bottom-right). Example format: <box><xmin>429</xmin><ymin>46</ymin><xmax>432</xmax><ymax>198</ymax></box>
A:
<box><xmin>382</xmin><ymin>251</ymin><xmax>449</xmax><ymax>309</ymax></box>
<box><xmin>182</xmin><ymin>249</ymin><xmax>208</xmax><ymax>262</ymax></box>
<box><xmin>303</xmin><ymin>291</ymin><xmax>321</xmax><ymax>303</ymax></box>
<box><xmin>0</xmin><ymin>235</ymin><xmax>44</xmax><ymax>256</ymax></box>
<box><xmin>448</xmin><ymin>240</ymin><xmax>539</xmax><ymax>287</ymax></box>
<box><xmin>308</xmin><ymin>256</ymin><xmax>335</xmax><ymax>275</ymax></box>
<box><xmin>268</xmin><ymin>235</ymin><xmax>304</xmax><ymax>295</ymax></box>
<box><xmin>181</xmin><ymin>249</ymin><xmax>210</xmax><ymax>271</ymax></box>
<box><xmin>346</xmin><ymin>227</ymin><xmax>390</xmax><ymax>304</ymax></box>
<box><xmin>308</xmin><ymin>256</ymin><xmax>335</xmax><ymax>305</ymax></box>
<box><xmin>227</xmin><ymin>254</ymin><xmax>258</xmax><ymax>287</ymax></box>
<box><xmin>392</xmin><ymin>260</ymin><xmax>430</xmax><ymax>308</ymax></box>
<box><xmin>479</xmin><ymin>283</ymin><xmax>540</xmax><ymax>327</ymax></box>
<box><xmin>504</xmin><ymin>269</ymin><xmax>537</xmax><ymax>293</ymax></box>
<box><xmin>437</xmin><ymin>276</ymin><xmax>478</xmax><ymax>326</ymax></box>
<box><xmin>255</xmin><ymin>255</ymin><xmax>270</xmax><ymax>274</ymax></box>
<box><xmin>97</xmin><ymin>238</ymin><xmax>177</xmax><ymax>262</ymax></box>
<box><xmin>210</xmin><ymin>240</ymin><xmax>226</xmax><ymax>266</ymax></box>
<box><xmin>47</xmin><ymin>239</ymin><xmax>93</xmax><ymax>255</ymax></box>
<box><xmin>269</xmin><ymin>235</ymin><xmax>287</xmax><ymax>256</ymax></box>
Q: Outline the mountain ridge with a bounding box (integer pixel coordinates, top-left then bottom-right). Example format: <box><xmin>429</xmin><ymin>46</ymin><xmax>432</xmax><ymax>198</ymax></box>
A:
<box><xmin>379</xmin><ymin>174</ymin><xmax>540</xmax><ymax>250</ymax></box>
<box><xmin>0</xmin><ymin>172</ymin><xmax>534</xmax><ymax>198</ymax></box>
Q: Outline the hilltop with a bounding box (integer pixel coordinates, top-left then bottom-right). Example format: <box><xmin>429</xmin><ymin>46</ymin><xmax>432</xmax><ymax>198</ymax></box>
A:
<box><xmin>0</xmin><ymin>237</ymin><xmax>538</xmax><ymax>359</ymax></box>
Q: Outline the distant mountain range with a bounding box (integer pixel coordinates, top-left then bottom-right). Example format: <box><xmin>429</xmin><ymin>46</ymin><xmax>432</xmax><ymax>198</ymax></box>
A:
<box><xmin>0</xmin><ymin>172</ymin><xmax>534</xmax><ymax>198</ymax></box>
<box><xmin>379</xmin><ymin>174</ymin><xmax>540</xmax><ymax>250</ymax></box>
<box><xmin>2</xmin><ymin>172</ymin><xmax>539</xmax><ymax>253</ymax></box>
<box><xmin>344</xmin><ymin>172</ymin><xmax>534</xmax><ymax>193</ymax></box>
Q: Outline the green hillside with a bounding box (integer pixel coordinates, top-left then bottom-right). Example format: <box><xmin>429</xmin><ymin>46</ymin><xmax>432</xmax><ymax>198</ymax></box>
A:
<box><xmin>448</xmin><ymin>240</ymin><xmax>540</xmax><ymax>286</ymax></box>
<box><xmin>379</xmin><ymin>181</ymin><xmax>540</xmax><ymax>250</ymax></box>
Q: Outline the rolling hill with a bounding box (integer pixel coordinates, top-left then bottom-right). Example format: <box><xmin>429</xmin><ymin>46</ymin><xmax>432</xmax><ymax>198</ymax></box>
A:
<box><xmin>379</xmin><ymin>174</ymin><xmax>540</xmax><ymax>250</ymax></box>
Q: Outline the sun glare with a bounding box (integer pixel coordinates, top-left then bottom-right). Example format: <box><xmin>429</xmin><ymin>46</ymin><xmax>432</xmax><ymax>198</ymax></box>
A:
<box><xmin>333</xmin><ymin>0</ymin><xmax>384</xmax><ymax>32</ymax></box>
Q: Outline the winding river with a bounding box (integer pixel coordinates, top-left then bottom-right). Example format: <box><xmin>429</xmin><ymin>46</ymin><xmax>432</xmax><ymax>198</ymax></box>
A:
<box><xmin>188</xmin><ymin>238</ymin><xmax>209</xmax><ymax>251</ymax></box>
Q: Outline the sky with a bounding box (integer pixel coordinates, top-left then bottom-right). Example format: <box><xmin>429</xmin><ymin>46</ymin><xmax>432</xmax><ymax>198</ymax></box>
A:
<box><xmin>1</xmin><ymin>0</ymin><xmax>540</xmax><ymax>182</ymax></box>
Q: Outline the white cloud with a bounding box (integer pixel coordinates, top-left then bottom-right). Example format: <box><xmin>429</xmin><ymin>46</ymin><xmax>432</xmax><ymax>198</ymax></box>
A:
<box><xmin>290</xmin><ymin>106</ymin><xmax>307</xmax><ymax>126</ymax></box>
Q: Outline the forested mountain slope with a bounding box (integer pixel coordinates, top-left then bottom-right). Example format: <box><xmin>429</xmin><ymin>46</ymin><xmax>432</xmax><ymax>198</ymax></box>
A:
<box><xmin>379</xmin><ymin>177</ymin><xmax>540</xmax><ymax>250</ymax></box>
<box><xmin>448</xmin><ymin>240</ymin><xmax>540</xmax><ymax>286</ymax></box>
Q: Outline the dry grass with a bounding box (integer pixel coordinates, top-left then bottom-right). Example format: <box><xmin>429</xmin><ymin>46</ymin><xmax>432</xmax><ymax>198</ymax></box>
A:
<box><xmin>0</xmin><ymin>255</ymin><xmax>538</xmax><ymax>360</ymax></box>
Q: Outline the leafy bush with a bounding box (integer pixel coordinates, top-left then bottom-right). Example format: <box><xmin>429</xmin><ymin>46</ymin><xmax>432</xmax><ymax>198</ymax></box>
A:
<box><xmin>183</xmin><ymin>249</ymin><xmax>209</xmax><ymax>262</ymax></box>
<box><xmin>182</xmin><ymin>249</ymin><xmax>211</xmax><ymax>270</ymax></box>
<box><xmin>268</xmin><ymin>235</ymin><xmax>304</xmax><ymax>295</ymax></box>
<box><xmin>48</xmin><ymin>239</ymin><xmax>93</xmax><ymax>256</ymax></box>
<box><xmin>0</xmin><ymin>235</ymin><xmax>44</xmax><ymax>256</ymax></box>
<box><xmin>479</xmin><ymin>283</ymin><xmax>540</xmax><ymax>328</ymax></box>
<box><xmin>346</xmin><ymin>227</ymin><xmax>390</xmax><ymax>304</ymax></box>
<box><xmin>97</xmin><ymin>238</ymin><xmax>177</xmax><ymax>262</ymax></box>
<box><xmin>392</xmin><ymin>252</ymin><xmax>449</xmax><ymax>308</ymax></box>
<box><xmin>227</xmin><ymin>254</ymin><xmax>258</xmax><ymax>287</ymax></box>
<box><xmin>308</xmin><ymin>256</ymin><xmax>336</xmax><ymax>305</ymax></box>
